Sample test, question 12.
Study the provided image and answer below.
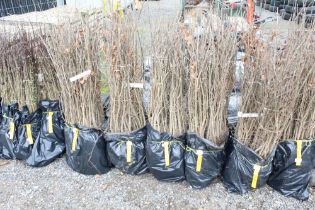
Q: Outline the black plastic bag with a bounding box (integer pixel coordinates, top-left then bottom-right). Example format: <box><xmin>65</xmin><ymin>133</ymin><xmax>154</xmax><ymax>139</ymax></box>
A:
<box><xmin>146</xmin><ymin>124</ymin><xmax>186</xmax><ymax>182</ymax></box>
<box><xmin>14</xmin><ymin>107</ymin><xmax>42</xmax><ymax>160</ymax></box>
<box><xmin>268</xmin><ymin>140</ymin><xmax>315</xmax><ymax>201</ymax></box>
<box><xmin>105</xmin><ymin>127</ymin><xmax>148</xmax><ymax>175</ymax></box>
<box><xmin>185</xmin><ymin>133</ymin><xmax>226</xmax><ymax>189</ymax></box>
<box><xmin>222</xmin><ymin>137</ymin><xmax>274</xmax><ymax>194</ymax></box>
<box><xmin>65</xmin><ymin>125</ymin><xmax>111</xmax><ymax>175</ymax></box>
<box><xmin>26</xmin><ymin>100</ymin><xmax>65</xmax><ymax>167</ymax></box>
<box><xmin>0</xmin><ymin>102</ymin><xmax>20</xmax><ymax>159</ymax></box>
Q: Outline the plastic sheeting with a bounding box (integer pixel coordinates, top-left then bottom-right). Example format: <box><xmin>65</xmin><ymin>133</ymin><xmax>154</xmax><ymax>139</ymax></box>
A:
<box><xmin>146</xmin><ymin>124</ymin><xmax>186</xmax><ymax>182</ymax></box>
<box><xmin>223</xmin><ymin>137</ymin><xmax>274</xmax><ymax>194</ymax></box>
<box><xmin>26</xmin><ymin>100</ymin><xmax>65</xmax><ymax>167</ymax></box>
<box><xmin>65</xmin><ymin>125</ymin><xmax>111</xmax><ymax>175</ymax></box>
<box><xmin>268</xmin><ymin>140</ymin><xmax>315</xmax><ymax>201</ymax></box>
<box><xmin>106</xmin><ymin>127</ymin><xmax>148</xmax><ymax>175</ymax></box>
<box><xmin>185</xmin><ymin>133</ymin><xmax>226</xmax><ymax>189</ymax></box>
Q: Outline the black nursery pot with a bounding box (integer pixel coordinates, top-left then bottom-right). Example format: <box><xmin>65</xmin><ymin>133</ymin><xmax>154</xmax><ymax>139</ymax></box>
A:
<box><xmin>65</xmin><ymin>125</ymin><xmax>111</xmax><ymax>175</ymax></box>
<box><xmin>184</xmin><ymin>133</ymin><xmax>226</xmax><ymax>189</ymax></box>
<box><xmin>146</xmin><ymin>124</ymin><xmax>186</xmax><ymax>182</ymax></box>
<box><xmin>105</xmin><ymin>127</ymin><xmax>148</xmax><ymax>175</ymax></box>
<box><xmin>222</xmin><ymin>137</ymin><xmax>275</xmax><ymax>194</ymax></box>
<box><xmin>0</xmin><ymin>102</ymin><xmax>19</xmax><ymax>160</ymax></box>
<box><xmin>26</xmin><ymin>100</ymin><xmax>65</xmax><ymax>167</ymax></box>
<box><xmin>268</xmin><ymin>139</ymin><xmax>315</xmax><ymax>201</ymax></box>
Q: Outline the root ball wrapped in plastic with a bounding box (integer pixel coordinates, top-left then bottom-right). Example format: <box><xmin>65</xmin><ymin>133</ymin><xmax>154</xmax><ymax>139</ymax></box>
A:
<box><xmin>222</xmin><ymin>137</ymin><xmax>275</xmax><ymax>194</ymax></box>
<box><xmin>146</xmin><ymin>124</ymin><xmax>186</xmax><ymax>182</ymax></box>
<box><xmin>14</xmin><ymin>107</ymin><xmax>42</xmax><ymax>160</ymax></box>
<box><xmin>0</xmin><ymin>102</ymin><xmax>20</xmax><ymax>159</ymax></box>
<box><xmin>105</xmin><ymin>127</ymin><xmax>148</xmax><ymax>175</ymax></box>
<box><xmin>184</xmin><ymin>133</ymin><xmax>226</xmax><ymax>189</ymax></box>
<box><xmin>26</xmin><ymin>100</ymin><xmax>65</xmax><ymax>167</ymax></box>
<box><xmin>268</xmin><ymin>140</ymin><xmax>315</xmax><ymax>201</ymax></box>
<box><xmin>65</xmin><ymin>125</ymin><xmax>111</xmax><ymax>175</ymax></box>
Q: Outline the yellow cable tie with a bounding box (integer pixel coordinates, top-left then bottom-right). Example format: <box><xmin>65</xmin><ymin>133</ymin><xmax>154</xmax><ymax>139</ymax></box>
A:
<box><xmin>163</xmin><ymin>141</ymin><xmax>170</xmax><ymax>167</ymax></box>
<box><xmin>9</xmin><ymin>121</ymin><xmax>15</xmax><ymax>140</ymax></box>
<box><xmin>196</xmin><ymin>150</ymin><xmax>203</xmax><ymax>172</ymax></box>
<box><xmin>295</xmin><ymin>140</ymin><xmax>302</xmax><ymax>166</ymax></box>
<box><xmin>126</xmin><ymin>141</ymin><xmax>133</xmax><ymax>163</ymax></box>
<box><xmin>71</xmin><ymin>128</ymin><xmax>79</xmax><ymax>152</ymax></box>
<box><xmin>47</xmin><ymin>112</ymin><xmax>54</xmax><ymax>134</ymax></box>
<box><xmin>251</xmin><ymin>164</ymin><xmax>261</xmax><ymax>189</ymax></box>
<box><xmin>25</xmin><ymin>124</ymin><xmax>33</xmax><ymax>145</ymax></box>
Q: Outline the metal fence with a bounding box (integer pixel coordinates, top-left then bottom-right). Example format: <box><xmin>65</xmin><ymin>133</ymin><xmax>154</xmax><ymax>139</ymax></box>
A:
<box><xmin>0</xmin><ymin>0</ymin><xmax>57</xmax><ymax>17</ymax></box>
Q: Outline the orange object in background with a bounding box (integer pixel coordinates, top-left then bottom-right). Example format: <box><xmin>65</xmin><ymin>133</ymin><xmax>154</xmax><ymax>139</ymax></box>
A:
<box><xmin>247</xmin><ymin>0</ymin><xmax>254</xmax><ymax>24</ymax></box>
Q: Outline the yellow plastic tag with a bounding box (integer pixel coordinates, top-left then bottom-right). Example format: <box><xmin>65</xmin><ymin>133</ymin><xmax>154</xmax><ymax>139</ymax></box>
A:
<box><xmin>295</xmin><ymin>140</ymin><xmax>302</xmax><ymax>166</ymax></box>
<box><xmin>47</xmin><ymin>112</ymin><xmax>54</xmax><ymax>134</ymax></box>
<box><xmin>71</xmin><ymin>128</ymin><xmax>79</xmax><ymax>152</ymax></box>
<box><xmin>126</xmin><ymin>141</ymin><xmax>133</xmax><ymax>163</ymax></box>
<box><xmin>9</xmin><ymin>121</ymin><xmax>15</xmax><ymax>140</ymax></box>
<box><xmin>163</xmin><ymin>141</ymin><xmax>170</xmax><ymax>167</ymax></box>
<box><xmin>196</xmin><ymin>150</ymin><xmax>203</xmax><ymax>172</ymax></box>
<box><xmin>251</xmin><ymin>164</ymin><xmax>261</xmax><ymax>189</ymax></box>
<box><xmin>25</xmin><ymin>124</ymin><xmax>33</xmax><ymax>145</ymax></box>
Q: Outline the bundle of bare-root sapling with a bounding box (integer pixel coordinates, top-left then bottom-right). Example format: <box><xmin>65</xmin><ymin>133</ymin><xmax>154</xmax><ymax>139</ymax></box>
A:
<box><xmin>0</xmin><ymin>30</ymin><xmax>42</xmax><ymax>161</ymax></box>
<box><xmin>268</xmin><ymin>29</ymin><xmax>315</xmax><ymax>201</ymax></box>
<box><xmin>104</xmin><ymin>18</ymin><xmax>148</xmax><ymax>175</ymax></box>
<box><xmin>185</xmin><ymin>25</ymin><xmax>237</xmax><ymax>189</ymax></box>
<box><xmin>223</xmin><ymin>28</ymin><xmax>314</xmax><ymax>194</ymax></box>
<box><xmin>146</xmin><ymin>22</ymin><xmax>187</xmax><ymax>182</ymax></box>
<box><xmin>38</xmin><ymin>18</ymin><xmax>110</xmax><ymax>174</ymax></box>
<box><xmin>0</xmin><ymin>32</ymin><xmax>38</xmax><ymax>111</ymax></box>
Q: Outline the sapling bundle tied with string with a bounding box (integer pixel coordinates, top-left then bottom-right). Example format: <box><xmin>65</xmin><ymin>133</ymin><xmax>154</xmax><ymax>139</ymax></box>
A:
<box><xmin>146</xmin><ymin>21</ymin><xmax>187</xmax><ymax>182</ymax></box>
<box><xmin>268</xmin><ymin>29</ymin><xmax>315</xmax><ymax>201</ymax></box>
<box><xmin>39</xmin><ymin>17</ymin><xmax>110</xmax><ymax>174</ymax></box>
<box><xmin>104</xmin><ymin>17</ymin><xmax>148</xmax><ymax>175</ymax></box>
<box><xmin>184</xmin><ymin>24</ymin><xmax>237</xmax><ymax>189</ymax></box>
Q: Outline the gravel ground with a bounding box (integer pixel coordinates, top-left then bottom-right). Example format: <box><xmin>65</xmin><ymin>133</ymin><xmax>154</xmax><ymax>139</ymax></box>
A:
<box><xmin>0</xmin><ymin>158</ymin><xmax>314</xmax><ymax>210</ymax></box>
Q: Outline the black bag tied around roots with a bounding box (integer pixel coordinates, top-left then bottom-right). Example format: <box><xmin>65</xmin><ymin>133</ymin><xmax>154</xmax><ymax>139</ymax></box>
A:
<box><xmin>268</xmin><ymin>139</ymin><xmax>315</xmax><ymax>201</ymax></box>
<box><xmin>146</xmin><ymin>124</ymin><xmax>185</xmax><ymax>182</ymax></box>
<box><xmin>105</xmin><ymin>127</ymin><xmax>148</xmax><ymax>175</ymax></box>
<box><xmin>26</xmin><ymin>100</ymin><xmax>65</xmax><ymax>167</ymax></box>
<box><xmin>65</xmin><ymin>125</ymin><xmax>110</xmax><ymax>175</ymax></box>
<box><xmin>223</xmin><ymin>137</ymin><xmax>275</xmax><ymax>194</ymax></box>
<box><xmin>185</xmin><ymin>133</ymin><xmax>226</xmax><ymax>189</ymax></box>
<box><xmin>14</xmin><ymin>108</ymin><xmax>42</xmax><ymax>160</ymax></box>
<box><xmin>0</xmin><ymin>103</ymin><xmax>20</xmax><ymax>159</ymax></box>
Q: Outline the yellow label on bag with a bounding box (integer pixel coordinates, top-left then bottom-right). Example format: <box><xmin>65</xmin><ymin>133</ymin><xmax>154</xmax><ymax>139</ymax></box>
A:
<box><xmin>295</xmin><ymin>140</ymin><xmax>302</xmax><ymax>166</ymax></box>
<box><xmin>126</xmin><ymin>141</ymin><xmax>133</xmax><ymax>163</ymax></box>
<box><xmin>47</xmin><ymin>112</ymin><xmax>54</xmax><ymax>134</ymax></box>
<box><xmin>196</xmin><ymin>150</ymin><xmax>203</xmax><ymax>172</ymax></box>
<box><xmin>25</xmin><ymin>124</ymin><xmax>33</xmax><ymax>145</ymax></box>
<box><xmin>163</xmin><ymin>141</ymin><xmax>170</xmax><ymax>167</ymax></box>
<box><xmin>9</xmin><ymin>121</ymin><xmax>15</xmax><ymax>140</ymax></box>
<box><xmin>71</xmin><ymin>128</ymin><xmax>79</xmax><ymax>152</ymax></box>
<box><xmin>251</xmin><ymin>164</ymin><xmax>261</xmax><ymax>189</ymax></box>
